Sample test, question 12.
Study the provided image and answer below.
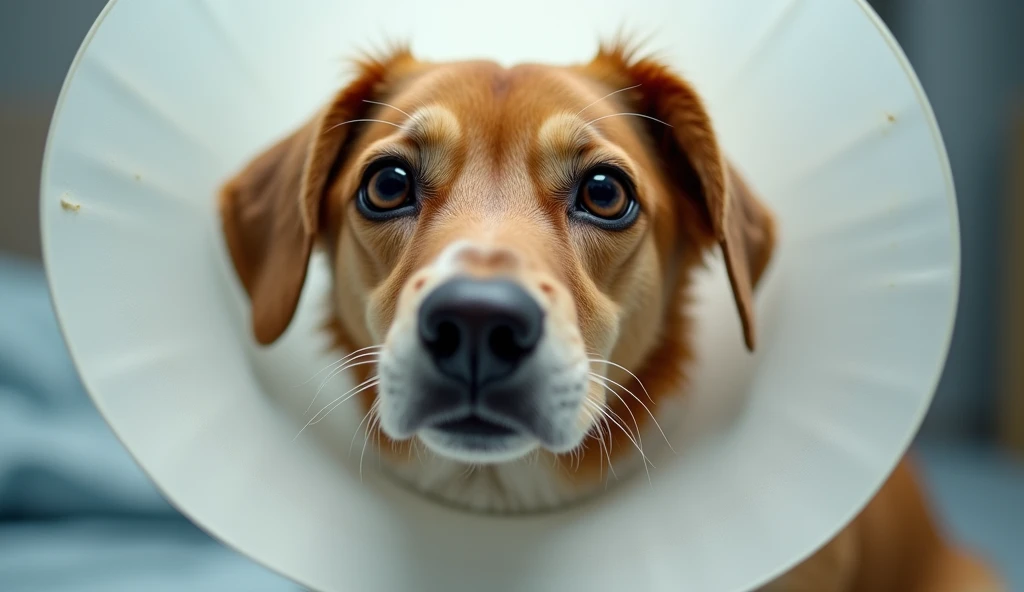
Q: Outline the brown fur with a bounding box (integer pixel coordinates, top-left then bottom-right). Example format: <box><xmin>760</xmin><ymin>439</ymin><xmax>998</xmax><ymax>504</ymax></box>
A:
<box><xmin>218</xmin><ymin>41</ymin><xmax>1000</xmax><ymax>592</ymax></box>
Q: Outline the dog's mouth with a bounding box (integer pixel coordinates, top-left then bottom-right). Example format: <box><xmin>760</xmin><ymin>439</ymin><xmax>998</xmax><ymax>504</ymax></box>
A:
<box><xmin>417</xmin><ymin>411</ymin><xmax>537</xmax><ymax>463</ymax></box>
<box><xmin>432</xmin><ymin>414</ymin><xmax>519</xmax><ymax>438</ymax></box>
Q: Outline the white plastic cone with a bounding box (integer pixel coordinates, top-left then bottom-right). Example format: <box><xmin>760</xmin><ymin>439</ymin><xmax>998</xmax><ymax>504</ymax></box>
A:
<box><xmin>40</xmin><ymin>1</ymin><xmax>957</xmax><ymax>591</ymax></box>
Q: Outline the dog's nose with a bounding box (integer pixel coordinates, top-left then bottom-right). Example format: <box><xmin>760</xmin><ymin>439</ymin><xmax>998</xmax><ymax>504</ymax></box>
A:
<box><xmin>418</xmin><ymin>278</ymin><xmax>544</xmax><ymax>386</ymax></box>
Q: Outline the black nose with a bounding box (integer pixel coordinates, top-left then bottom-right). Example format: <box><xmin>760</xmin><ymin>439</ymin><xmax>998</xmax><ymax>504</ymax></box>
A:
<box><xmin>418</xmin><ymin>278</ymin><xmax>544</xmax><ymax>387</ymax></box>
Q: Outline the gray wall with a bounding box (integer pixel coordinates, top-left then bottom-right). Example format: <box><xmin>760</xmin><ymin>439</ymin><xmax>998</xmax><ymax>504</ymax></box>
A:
<box><xmin>0</xmin><ymin>0</ymin><xmax>110</xmax><ymax>98</ymax></box>
<box><xmin>0</xmin><ymin>0</ymin><xmax>108</xmax><ymax>260</ymax></box>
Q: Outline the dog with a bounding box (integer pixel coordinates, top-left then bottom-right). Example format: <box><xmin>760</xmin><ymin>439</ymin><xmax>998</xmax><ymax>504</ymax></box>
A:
<box><xmin>218</xmin><ymin>40</ymin><xmax>1001</xmax><ymax>592</ymax></box>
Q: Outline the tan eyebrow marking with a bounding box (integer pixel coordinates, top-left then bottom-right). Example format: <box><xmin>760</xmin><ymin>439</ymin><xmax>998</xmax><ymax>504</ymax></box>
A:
<box><xmin>403</xmin><ymin>105</ymin><xmax>463</xmax><ymax>189</ymax></box>
<box><xmin>404</xmin><ymin>105</ymin><xmax>462</xmax><ymax>150</ymax></box>
<box><xmin>359</xmin><ymin>105</ymin><xmax>463</xmax><ymax>190</ymax></box>
<box><xmin>536</xmin><ymin>113</ymin><xmax>596</xmax><ymax>190</ymax></box>
<box><xmin>539</xmin><ymin>113</ymin><xmax>593</xmax><ymax>156</ymax></box>
<box><xmin>535</xmin><ymin>112</ymin><xmax>642</xmax><ymax>202</ymax></box>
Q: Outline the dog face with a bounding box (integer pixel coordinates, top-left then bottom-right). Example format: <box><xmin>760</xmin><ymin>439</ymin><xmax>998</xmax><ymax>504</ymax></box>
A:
<box><xmin>220</xmin><ymin>43</ymin><xmax>775</xmax><ymax>467</ymax></box>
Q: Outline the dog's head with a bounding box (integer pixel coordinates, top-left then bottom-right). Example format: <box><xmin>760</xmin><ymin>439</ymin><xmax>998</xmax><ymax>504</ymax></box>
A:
<box><xmin>220</xmin><ymin>42</ymin><xmax>775</xmax><ymax>466</ymax></box>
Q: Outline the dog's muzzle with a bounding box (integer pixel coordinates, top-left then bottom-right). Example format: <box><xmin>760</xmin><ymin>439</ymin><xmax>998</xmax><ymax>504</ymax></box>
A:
<box><xmin>412</xmin><ymin>277</ymin><xmax>544</xmax><ymax>438</ymax></box>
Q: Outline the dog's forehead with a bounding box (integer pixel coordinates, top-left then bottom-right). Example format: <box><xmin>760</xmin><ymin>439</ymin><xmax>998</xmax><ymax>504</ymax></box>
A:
<box><xmin>396</xmin><ymin>61</ymin><xmax>597</xmax><ymax>113</ymax></box>
<box><xmin>387</xmin><ymin>61</ymin><xmax>622</xmax><ymax>150</ymax></box>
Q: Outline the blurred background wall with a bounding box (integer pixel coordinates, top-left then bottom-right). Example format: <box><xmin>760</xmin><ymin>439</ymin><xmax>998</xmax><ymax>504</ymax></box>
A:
<box><xmin>0</xmin><ymin>0</ymin><xmax>1021</xmax><ymax>446</ymax></box>
<box><xmin>0</xmin><ymin>0</ymin><xmax>108</xmax><ymax>260</ymax></box>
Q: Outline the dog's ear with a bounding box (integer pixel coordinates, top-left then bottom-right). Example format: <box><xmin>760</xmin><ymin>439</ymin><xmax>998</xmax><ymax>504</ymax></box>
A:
<box><xmin>219</xmin><ymin>48</ymin><xmax>413</xmax><ymax>345</ymax></box>
<box><xmin>718</xmin><ymin>163</ymin><xmax>776</xmax><ymax>350</ymax></box>
<box><xmin>585</xmin><ymin>43</ymin><xmax>776</xmax><ymax>351</ymax></box>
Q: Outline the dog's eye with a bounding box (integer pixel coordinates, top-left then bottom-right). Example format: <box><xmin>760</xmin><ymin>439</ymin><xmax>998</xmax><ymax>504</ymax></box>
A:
<box><xmin>357</xmin><ymin>160</ymin><xmax>417</xmax><ymax>220</ymax></box>
<box><xmin>579</xmin><ymin>172</ymin><xmax>627</xmax><ymax>218</ymax></box>
<box><xmin>573</xmin><ymin>169</ymin><xmax>638</xmax><ymax>229</ymax></box>
<box><xmin>365</xmin><ymin>165</ymin><xmax>412</xmax><ymax>210</ymax></box>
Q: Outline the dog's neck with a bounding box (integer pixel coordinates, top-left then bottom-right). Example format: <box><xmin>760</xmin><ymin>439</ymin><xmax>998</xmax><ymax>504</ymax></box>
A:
<box><xmin>321</xmin><ymin>281</ymin><xmax>695</xmax><ymax>513</ymax></box>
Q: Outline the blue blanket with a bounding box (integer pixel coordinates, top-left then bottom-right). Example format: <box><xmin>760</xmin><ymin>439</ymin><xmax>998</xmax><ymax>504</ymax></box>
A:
<box><xmin>0</xmin><ymin>256</ymin><xmax>296</xmax><ymax>592</ymax></box>
<box><xmin>1</xmin><ymin>254</ymin><xmax>1020</xmax><ymax>591</ymax></box>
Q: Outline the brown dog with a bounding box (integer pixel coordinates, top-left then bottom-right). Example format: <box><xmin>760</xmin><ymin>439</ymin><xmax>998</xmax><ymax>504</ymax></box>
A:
<box><xmin>219</xmin><ymin>41</ymin><xmax>1000</xmax><ymax>591</ymax></box>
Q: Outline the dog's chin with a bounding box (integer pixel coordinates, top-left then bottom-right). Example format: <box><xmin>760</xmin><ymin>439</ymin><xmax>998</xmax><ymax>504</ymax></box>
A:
<box><xmin>418</xmin><ymin>427</ymin><xmax>539</xmax><ymax>464</ymax></box>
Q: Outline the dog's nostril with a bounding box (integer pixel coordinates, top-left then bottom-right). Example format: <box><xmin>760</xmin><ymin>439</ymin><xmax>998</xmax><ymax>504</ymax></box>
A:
<box><xmin>488</xmin><ymin>324</ymin><xmax>526</xmax><ymax>362</ymax></box>
<box><xmin>432</xmin><ymin>320</ymin><xmax>461</xmax><ymax>358</ymax></box>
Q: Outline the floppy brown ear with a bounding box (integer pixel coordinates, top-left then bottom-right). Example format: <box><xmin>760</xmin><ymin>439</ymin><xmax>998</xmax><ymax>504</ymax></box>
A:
<box><xmin>719</xmin><ymin>162</ymin><xmax>777</xmax><ymax>350</ymax></box>
<box><xmin>219</xmin><ymin>48</ymin><xmax>412</xmax><ymax>345</ymax></box>
<box><xmin>586</xmin><ymin>43</ymin><xmax>777</xmax><ymax>350</ymax></box>
<box><xmin>219</xmin><ymin>120</ymin><xmax>317</xmax><ymax>346</ymax></box>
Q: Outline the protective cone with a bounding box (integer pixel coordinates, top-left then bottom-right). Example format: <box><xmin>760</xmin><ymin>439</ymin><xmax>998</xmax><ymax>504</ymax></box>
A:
<box><xmin>40</xmin><ymin>1</ymin><xmax>957</xmax><ymax>590</ymax></box>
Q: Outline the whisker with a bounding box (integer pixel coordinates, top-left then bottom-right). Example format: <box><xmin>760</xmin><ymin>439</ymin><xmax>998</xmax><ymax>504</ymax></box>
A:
<box><xmin>374</xmin><ymin>412</ymin><xmax>384</xmax><ymax>471</ymax></box>
<box><xmin>293</xmin><ymin>377</ymin><xmax>377</xmax><ymax>442</ymax></box>
<box><xmin>585</xmin><ymin>393</ymin><xmax>655</xmax><ymax>481</ymax></box>
<box><xmin>308</xmin><ymin>376</ymin><xmax>380</xmax><ymax>425</ymax></box>
<box><xmin>585</xmin><ymin>410</ymin><xmax>606</xmax><ymax>481</ymax></box>
<box><xmin>587</xmin><ymin>357</ymin><xmax>656</xmax><ymax>404</ymax></box>
<box><xmin>586</xmin><ymin>112</ymin><xmax>673</xmax><ymax>128</ymax></box>
<box><xmin>591</xmin><ymin>372</ymin><xmax>676</xmax><ymax>454</ymax></box>
<box><xmin>597</xmin><ymin>415</ymin><xmax>618</xmax><ymax>482</ymax></box>
<box><xmin>359</xmin><ymin>400</ymin><xmax>382</xmax><ymax>482</ymax></box>
<box><xmin>294</xmin><ymin>376</ymin><xmax>375</xmax><ymax>441</ymax></box>
<box><xmin>588</xmin><ymin>377</ymin><xmax>646</xmax><ymax>454</ymax></box>
<box><xmin>359</xmin><ymin>423</ymin><xmax>373</xmax><ymax>483</ymax></box>
<box><xmin>585</xmin><ymin>398</ymin><xmax>653</xmax><ymax>467</ymax></box>
<box><xmin>307</xmin><ymin>382</ymin><xmax>376</xmax><ymax>430</ymax></box>
<box><xmin>296</xmin><ymin>345</ymin><xmax>384</xmax><ymax>386</ymax></box>
<box><xmin>575</xmin><ymin>83</ymin><xmax>642</xmax><ymax>117</ymax></box>
<box><xmin>363</xmin><ymin>99</ymin><xmax>413</xmax><ymax>119</ymax></box>
<box><xmin>585</xmin><ymin>406</ymin><xmax>617</xmax><ymax>482</ymax></box>
<box><xmin>586</xmin><ymin>383</ymin><xmax>655</xmax><ymax>473</ymax></box>
<box><xmin>323</xmin><ymin>118</ymin><xmax>407</xmax><ymax>134</ymax></box>
<box><xmin>349</xmin><ymin>401</ymin><xmax>377</xmax><ymax>456</ymax></box>
<box><xmin>414</xmin><ymin>439</ymin><xmax>426</xmax><ymax>466</ymax></box>
<box><xmin>307</xmin><ymin>356</ymin><xmax>380</xmax><ymax>414</ymax></box>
